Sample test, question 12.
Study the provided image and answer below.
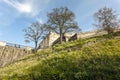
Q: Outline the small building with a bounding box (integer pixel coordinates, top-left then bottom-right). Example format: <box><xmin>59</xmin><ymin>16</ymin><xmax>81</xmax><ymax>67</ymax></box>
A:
<box><xmin>38</xmin><ymin>32</ymin><xmax>60</xmax><ymax>49</ymax></box>
<box><xmin>38</xmin><ymin>32</ymin><xmax>75</xmax><ymax>49</ymax></box>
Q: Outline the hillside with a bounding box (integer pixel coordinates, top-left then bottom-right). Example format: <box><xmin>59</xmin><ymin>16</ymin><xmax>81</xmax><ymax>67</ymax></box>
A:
<box><xmin>0</xmin><ymin>32</ymin><xmax>120</xmax><ymax>80</ymax></box>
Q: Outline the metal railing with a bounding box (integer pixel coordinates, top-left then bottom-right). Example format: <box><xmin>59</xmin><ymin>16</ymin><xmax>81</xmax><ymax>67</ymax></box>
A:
<box><xmin>6</xmin><ymin>42</ymin><xmax>31</xmax><ymax>49</ymax></box>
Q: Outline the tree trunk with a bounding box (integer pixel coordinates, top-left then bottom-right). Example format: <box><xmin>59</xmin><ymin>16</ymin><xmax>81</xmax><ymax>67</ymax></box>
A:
<box><xmin>60</xmin><ymin>26</ymin><xmax>63</xmax><ymax>44</ymax></box>
<box><xmin>34</xmin><ymin>41</ymin><xmax>38</xmax><ymax>52</ymax></box>
<box><xmin>60</xmin><ymin>33</ymin><xmax>63</xmax><ymax>44</ymax></box>
<box><xmin>107</xmin><ymin>29</ymin><xmax>113</xmax><ymax>34</ymax></box>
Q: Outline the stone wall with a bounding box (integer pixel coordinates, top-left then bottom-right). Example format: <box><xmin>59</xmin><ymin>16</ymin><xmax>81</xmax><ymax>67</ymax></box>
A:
<box><xmin>39</xmin><ymin>32</ymin><xmax>76</xmax><ymax>49</ymax></box>
<box><xmin>77</xmin><ymin>30</ymin><xmax>107</xmax><ymax>39</ymax></box>
<box><xmin>39</xmin><ymin>31</ymin><xmax>105</xmax><ymax>49</ymax></box>
<box><xmin>38</xmin><ymin>29</ymin><xmax>120</xmax><ymax>49</ymax></box>
<box><xmin>49</xmin><ymin>32</ymin><xmax>60</xmax><ymax>46</ymax></box>
<box><xmin>39</xmin><ymin>32</ymin><xmax>59</xmax><ymax>49</ymax></box>
<box><xmin>0</xmin><ymin>46</ymin><xmax>31</xmax><ymax>68</ymax></box>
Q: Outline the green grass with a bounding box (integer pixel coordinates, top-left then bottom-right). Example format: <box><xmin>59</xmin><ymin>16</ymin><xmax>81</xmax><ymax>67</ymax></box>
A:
<box><xmin>0</xmin><ymin>32</ymin><xmax>120</xmax><ymax>80</ymax></box>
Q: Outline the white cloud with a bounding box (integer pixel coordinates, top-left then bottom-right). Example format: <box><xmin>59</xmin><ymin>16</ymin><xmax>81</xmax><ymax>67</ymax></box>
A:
<box><xmin>17</xmin><ymin>3</ymin><xmax>31</xmax><ymax>13</ymax></box>
<box><xmin>3</xmin><ymin>0</ymin><xmax>32</xmax><ymax>13</ymax></box>
<box><xmin>3</xmin><ymin>0</ymin><xmax>50</xmax><ymax>17</ymax></box>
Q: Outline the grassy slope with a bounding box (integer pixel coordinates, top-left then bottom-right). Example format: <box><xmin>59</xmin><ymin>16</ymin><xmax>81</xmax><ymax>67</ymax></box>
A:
<box><xmin>0</xmin><ymin>32</ymin><xmax>120</xmax><ymax>80</ymax></box>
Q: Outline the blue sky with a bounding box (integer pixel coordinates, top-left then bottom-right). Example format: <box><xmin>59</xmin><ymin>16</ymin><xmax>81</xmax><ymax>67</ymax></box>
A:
<box><xmin>0</xmin><ymin>0</ymin><xmax>120</xmax><ymax>47</ymax></box>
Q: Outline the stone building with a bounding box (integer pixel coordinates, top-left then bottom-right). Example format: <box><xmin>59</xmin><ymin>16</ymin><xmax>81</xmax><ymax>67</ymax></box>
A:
<box><xmin>52</xmin><ymin>33</ymin><xmax>75</xmax><ymax>45</ymax></box>
<box><xmin>38</xmin><ymin>32</ymin><xmax>75</xmax><ymax>49</ymax></box>
<box><xmin>38</xmin><ymin>32</ymin><xmax>60</xmax><ymax>49</ymax></box>
<box><xmin>39</xmin><ymin>28</ymin><xmax>120</xmax><ymax>49</ymax></box>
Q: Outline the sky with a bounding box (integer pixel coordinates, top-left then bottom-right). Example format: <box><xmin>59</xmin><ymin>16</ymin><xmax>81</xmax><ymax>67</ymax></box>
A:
<box><xmin>0</xmin><ymin>0</ymin><xmax>120</xmax><ymax>47</ymax></box>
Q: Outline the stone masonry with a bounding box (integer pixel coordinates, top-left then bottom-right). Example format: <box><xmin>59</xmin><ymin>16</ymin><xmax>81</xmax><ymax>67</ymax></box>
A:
<box><xmin>38</xmin><ymin>32</ymin><xmax>76</xmax><ymax>49</ymax></box>
<box><xmin>0</xmin><ymin>46</ymin><xmax>31</xmax><ymax>68</ymax></box>
<box><xmin>39</xmin><ymin>29</ymin><xmax>120</xmax><ymax>49</ymax></box>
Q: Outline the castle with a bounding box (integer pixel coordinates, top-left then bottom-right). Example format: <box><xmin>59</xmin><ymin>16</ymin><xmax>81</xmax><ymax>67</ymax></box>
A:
<box><xmin>38</xmin><ymin>30</ymin><xmax>108</xmax><ymax>49</ymax></box>
<box><xmin>38</xmin><ymin>32</ymin><xmax>76</xmax><ymax>49</ymax></box>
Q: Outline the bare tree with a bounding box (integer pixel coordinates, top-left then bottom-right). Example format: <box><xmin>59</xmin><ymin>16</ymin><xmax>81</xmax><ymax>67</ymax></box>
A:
<box><xmin>23</xmin><ymin>22</ymin><xmax>46</xmax><ymax>51</ymax></box>
<box><xmin>94</xmin><ymin>7</ymin><xmax>120</xmax><ymax>34</ymax></box>
<box><xmin>45</xmin><ymin>7</ymin><xmax>80</xmax><ymax>43</ymax></box>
